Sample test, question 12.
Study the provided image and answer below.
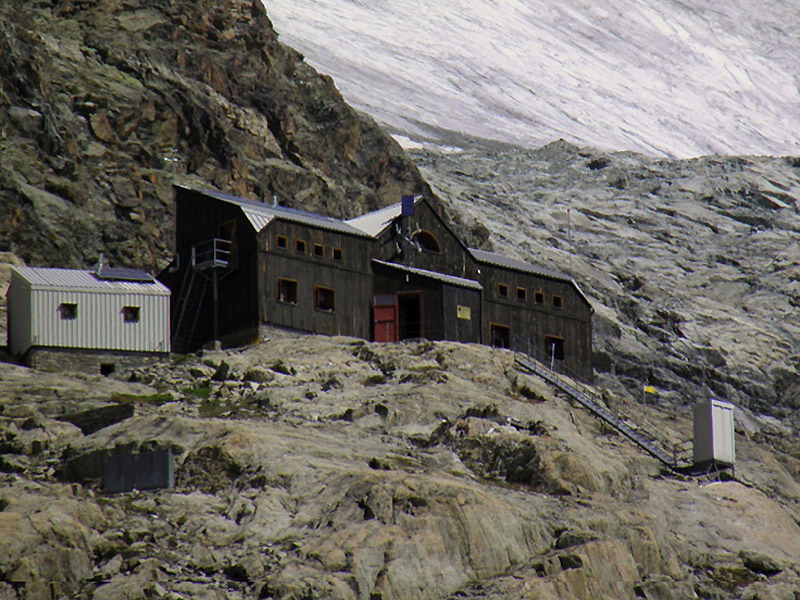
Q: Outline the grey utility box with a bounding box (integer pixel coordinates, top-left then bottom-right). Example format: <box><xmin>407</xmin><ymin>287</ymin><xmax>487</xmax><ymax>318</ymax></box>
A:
<box><xmin>104</xmin><ymin>450</ymin><xmax>174</xmax><ymax>493</ymax></box>
<box><xmin>693</xmin><ymin>399</ymin><xmax>735</xmax><ymax>466</ymax></box>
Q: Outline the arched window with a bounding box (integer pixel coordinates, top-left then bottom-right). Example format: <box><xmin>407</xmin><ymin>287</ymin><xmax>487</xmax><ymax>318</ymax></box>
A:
<box><xmin>411</xmin><ymin>230</ymin><xmax>441</xmax><ymax>253</ymax></box>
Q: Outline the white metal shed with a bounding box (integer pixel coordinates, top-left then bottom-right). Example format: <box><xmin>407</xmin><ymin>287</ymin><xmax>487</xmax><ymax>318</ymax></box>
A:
<box><xmin>6</xmin><ymin>266</ymin><xmax>171</xmax><ymax>357</ymax></box>
<box><xmin>693</xmin><ymin>399</ymin><xmax>735</xmax><ymax>466</ymax></box>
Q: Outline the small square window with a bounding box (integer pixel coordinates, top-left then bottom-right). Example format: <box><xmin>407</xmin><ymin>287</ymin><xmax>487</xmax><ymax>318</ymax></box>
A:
<box><xmin>59</xmin><ymin>303</ymin><xmax>77</xmax><ymax>320</ymax></box>
<box><xmin>313</xmin><ymin>243</ymin><xmax>325</xmax><ymax>258</ymax></box>
<box><xmin>123</xmin><ymin>306</ymin><xmax>140</xmax><ymax>323</ymax></box>
<box><xmin>278</xmin><ymin>278</ymin><xmax>298</xmax><ymax>305</ymax></box>
<box><xmin>276</xmin><ymin>235</ymin><xmax>288</xmax><ymax>250</ymax></box>
<box><xmin>497</xmin><ymin>283</ymin><xmax>509</xmax><ymax>298</ymax></box>
<box><xmin>315</xmin><ymin>286</ymin><xmax>335</xmax><ymax>312</ymax></box>
<box><xmin>516</xmin><ymin>287</ymin><xmax>527</xmax><ymax>302</ymax></box>
<box><xmin>552</xmin><ymin>295</ymin><xmax>563</xmax><ymax>310</ymax></box>
<box><xmin>295</xmin><ymin>239</ymin><xmax>306</xmax><ymax>254</ymax></box>
<box><xmin>534</xmin><ymin>291</ymin><xmax>544</xmax><ymax>305</ymax></box>
<box><xmin>332</xmin><ymin>247</ymin><xmax>343</xmax><ymax>261</ymax></box>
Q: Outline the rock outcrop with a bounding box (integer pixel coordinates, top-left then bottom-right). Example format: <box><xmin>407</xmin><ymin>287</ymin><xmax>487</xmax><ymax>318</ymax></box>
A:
<box><xmin>0</xmin><ymin>0</ymin><xmax>430</xmax><ymax>270</ymax></box>
<box><xmin>412</xmin><ymin>141</ymin><xmax>800</xmax><ymax>418</ymax></box>
<box><xmin>2</xmin><ymin>333</ymin><xmax>800</xmax><ymax>599</ymax></box>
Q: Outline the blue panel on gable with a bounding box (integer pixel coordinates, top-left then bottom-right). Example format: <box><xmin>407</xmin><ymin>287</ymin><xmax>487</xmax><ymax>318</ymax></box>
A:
<box><xmin>401</xmin><ymin>195</ymin><xmax>415</xmax><ymax>216</ymax></box>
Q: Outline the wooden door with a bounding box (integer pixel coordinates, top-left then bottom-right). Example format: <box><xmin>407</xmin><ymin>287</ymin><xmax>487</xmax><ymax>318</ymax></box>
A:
<box><xmin>374</xmin><ymin>295</ymin><xmax>398</xmax><ymax>342</ymax></box>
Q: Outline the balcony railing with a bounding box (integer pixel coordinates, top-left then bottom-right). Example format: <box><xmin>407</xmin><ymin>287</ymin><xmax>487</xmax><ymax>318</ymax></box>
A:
<box><xmin>191</xmin><ymin>238</ymin><xmax>233</xmax><ymax>271</ymax></box>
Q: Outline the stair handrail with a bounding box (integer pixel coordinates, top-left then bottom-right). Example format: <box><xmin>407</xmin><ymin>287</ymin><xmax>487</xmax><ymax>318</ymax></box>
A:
<box><xmin>511</xmin><ymin>333</ymin><xmax>601</xmax><ymax>404</ymax></box>
<box><xmin>511</xmin><ymin>337</ymin><xmax>676</xmax><ymax>468</ymax></box>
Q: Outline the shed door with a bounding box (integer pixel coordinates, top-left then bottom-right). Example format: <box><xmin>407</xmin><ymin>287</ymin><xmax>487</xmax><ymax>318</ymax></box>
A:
<box><xmin>374</xmin><ymin>295</ymin><xmax>398</xmax><ymax>343</ymax></box>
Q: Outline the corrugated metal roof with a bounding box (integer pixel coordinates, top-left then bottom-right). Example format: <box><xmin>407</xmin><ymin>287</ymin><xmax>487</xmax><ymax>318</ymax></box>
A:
<box><xmin>372</xmin><ymin>260</ymin><xmax>483</xmax><ymax>290</ymax></box>
<box><xmin>12</xmin><ymin>267</ymin><xmax>169</xmax><ymax>295</ymax></box>
<box><xmin>469</xmin><ymin>248</ymin><xmax>592</xmax><ymax>307</ymax></box>
<box><xmin>180</xmin><ymin>185</ymin><xmax>372</xmax><ymax>237</ymax></box>
<box><xmin>241</xmin><ymin>207</ymin><xmax>274</xmax><ymax>232</ymax></box>
<box><xmin>470</xmin><ymin>248</ymin><xmax>570</xmax><ymax>281</ymax></box>
<box><xmin>346</xmin><ymin>202</ymin><xmax>403</xmax><ymax>236</ymax></box>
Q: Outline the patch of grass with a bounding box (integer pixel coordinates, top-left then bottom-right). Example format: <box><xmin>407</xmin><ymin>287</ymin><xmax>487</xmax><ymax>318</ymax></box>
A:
<box><xmin>183</xmin><ymin>384</ymin><xmax>212</xmax><ymax>400</ymax></box>
<box><xmin>111</xmin><ymin>392</ymin><xmax>172</xmax><ymax>406</ymax></box>
<box><xmin>199</xmin><ymin>398</ymin><xmax>228</xmax><ymax>418</ymax></box>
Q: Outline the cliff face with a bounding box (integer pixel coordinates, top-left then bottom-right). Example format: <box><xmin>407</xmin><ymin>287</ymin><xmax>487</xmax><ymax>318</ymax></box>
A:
<box><xmin>0</xmin><ymin>0</ymin><xmax>430</xmax><ymax>271</ymax></box>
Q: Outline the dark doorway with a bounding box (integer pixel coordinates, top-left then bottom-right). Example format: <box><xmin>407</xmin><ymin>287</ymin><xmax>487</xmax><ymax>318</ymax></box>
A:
<box><xmin>398</xmin><ymin>293</ymin><xmax>422</xmax><ymax>339</ymax></box>
<box><xmin>490</xmin><ymin>323</ymin><xmax>510</xmax><ymax>349</ymax></box>
<box><xmin>545</xmin><ymin>335</ymin><xmax>565</xmax><ymax>361</ymax></box>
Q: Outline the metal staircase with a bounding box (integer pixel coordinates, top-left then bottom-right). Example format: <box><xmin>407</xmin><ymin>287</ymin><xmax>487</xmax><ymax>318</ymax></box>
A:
<box><xmin>171</xmin><ymin>238</ymin><xmax>232</xmax><ymax>353</ymax></box>
<box><xmin>514</xmin><ymin>353</ymin><xmax>677</xmax><ymax>469</ymax></box>
<box><xmin>172</xmin><ymin>268</ymin><xmax>208</xmax><ymax>353</ymax></box>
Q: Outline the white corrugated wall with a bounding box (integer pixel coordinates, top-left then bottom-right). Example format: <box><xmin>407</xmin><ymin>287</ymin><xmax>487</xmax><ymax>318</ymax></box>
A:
<box><xmin>30</xmin><ymin>288</ymin><xmax>170</xmax><ymax>353</ymax></box>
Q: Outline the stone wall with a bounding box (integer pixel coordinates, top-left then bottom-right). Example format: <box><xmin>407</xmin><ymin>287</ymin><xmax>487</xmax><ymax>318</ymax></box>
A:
<box><xmin>25</xmin><ymin>347</ymin><xmax>168</xmax><ymax>375</ymax></box>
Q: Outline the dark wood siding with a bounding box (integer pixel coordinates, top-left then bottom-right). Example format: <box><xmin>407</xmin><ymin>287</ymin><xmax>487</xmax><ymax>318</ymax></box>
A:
<box><xmin>166</xmin><ymin>188</ymin><xmax>594</xmax><ymax>373</ymax></box>
<box><xmin>258</xmin><ymin>221</ymin><xmax>373</xmax><ymax>339</ymax></box>
<box><xmin>166</xmin><ymin>188</ymin><xmax>260</xmax><ymax>350</ymax></box>
<box><xmin>478</xmin><ymin>265</ymin><xmax>593</xmax><ymax>380</ymax></box>
<box><xmin>373</xmin><ymin>200</ymin><xmax>477</xmax><ymax>279</ymax></box>
<box><xmin>373</xmin><ymin>262</ymin><xmax>481</xmax><ymax>344</ymax></box>
<box><xmin>442</xmin><ymin>285</ymin><xmax>482</xmax><ymax>344</ymax></box>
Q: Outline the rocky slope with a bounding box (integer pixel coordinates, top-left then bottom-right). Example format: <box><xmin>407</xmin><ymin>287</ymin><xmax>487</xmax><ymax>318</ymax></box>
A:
<box><xmin>2</xmin><ymin>1</ymin><xmax>800</xmax><ymax>599</ymax></box>
<box><xmin>0</xmin><ymin>0</ymin><xmax>430</xmax><ymax>271</ymax></box>
<box><xmin>2</xmin><ymin>332</ymin><xmax>800</xmax><ymax>599</ymax></box>
<box><xmin>411</xmin><ymin>140</ymin><xmax>800</xmax><ymax>420</ymax></box>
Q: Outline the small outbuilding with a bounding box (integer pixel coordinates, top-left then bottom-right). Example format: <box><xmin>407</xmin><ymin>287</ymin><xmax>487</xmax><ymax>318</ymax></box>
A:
<box><xmin>693</xmin><ymin>398</ymin><xmax>735</xmax><ymax>467</ymax></box>
<box><xmin>6</xmin><ymin>265</ymin><xmax>170</xmax><ymax>371</ymax></box>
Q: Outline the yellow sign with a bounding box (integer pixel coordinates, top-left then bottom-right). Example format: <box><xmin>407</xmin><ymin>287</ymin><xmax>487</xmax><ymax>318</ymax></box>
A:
<box><xmin>457</xmin><ymin>305</ymin><xmax>471</xmax><ymax>320</ymax></box>
<box><xmin>644</xmin><ymin>385</ymin><xmax>656</xmax><ymax>394</ymax></box>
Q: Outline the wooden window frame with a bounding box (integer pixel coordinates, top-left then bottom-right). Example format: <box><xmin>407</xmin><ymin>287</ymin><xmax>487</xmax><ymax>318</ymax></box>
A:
<box><xmin>497</xmin><ymin>283</ymin><xmax>509</xmax><ymax>299</ymax></box>
<box><xmin>534</xmin><ymin>291</ymin><xmax>544</xmax><ymax>305</ymax></box>
<box><xmin>516</xmin><ymin>287</ymin><xmax>527</xmax><ymax>302</ymax></box>
<box><xmin>277</xmin><ymin>277</ymin><xmax>298</xmax><ymax>306</ymax></box>
<box><xmin>332</xmin><ymin>247</ymin><xmax>343</xmax><ymax>261</ymax></box>
<box><xmin>295</xmin><ymin>239</ymin><xmax>307</xmax><ymax>255</ymax></box>
<box><xmin>59</xmin><ymin>302</ymin><xmax>77</xmax><ymax>320</ymax></box>
<box><xmin>122</xmin><ymin>306</ymin><xmax>140</xmax><ymax>323</ymax></box>
<box><xmin>276</xmin><ymin>235</ymin><xmax>288</xmax><ymax>250</ymax></box>
<box><xmin>314</xmin><ymin>285</ymin><xmax>335</xmax><ymax>313</ymax></box>
<box><xmin>313</xmin><ymin>243</ymin><xmax>325</xmax><ymax>258</ymax></box>
<box><xmin>552</xmin><ymin>295</ymin><xmax>563</xmax><ymax>310</ymax></box>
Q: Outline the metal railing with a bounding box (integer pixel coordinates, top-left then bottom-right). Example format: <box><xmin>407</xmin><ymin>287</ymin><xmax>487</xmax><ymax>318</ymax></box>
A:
<box><xmin>191</xmin><ymin>238</ymin><xmax>233</xmax><ymax>270</ymax></box>
<box><xmin>511</xmin><ymin>333</ymin><xmax>597</xmax><ymax>399</ymax></box>
<box><xmin>511</xmin><ymin>334</ymin><xmax>677</xmax><ymax>468</ymax></box>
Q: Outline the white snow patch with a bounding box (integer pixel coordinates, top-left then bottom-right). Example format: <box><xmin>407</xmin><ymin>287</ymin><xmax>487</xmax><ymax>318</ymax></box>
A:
<box><xmin>264</xmin><ymin>0</ymin><xmax>800</xmax><ymax>158</ymax></box>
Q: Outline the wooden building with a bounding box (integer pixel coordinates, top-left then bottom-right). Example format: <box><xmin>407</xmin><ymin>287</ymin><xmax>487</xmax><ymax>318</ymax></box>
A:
<box><xmin>165</xmin><ymin>186</ymin><xmax>594</xmax><ymax>380</ymax></box>
<box><xmin>470</xmin><ymin>248</ymin><xmax>593</xmax><ymax>380</ymax></box>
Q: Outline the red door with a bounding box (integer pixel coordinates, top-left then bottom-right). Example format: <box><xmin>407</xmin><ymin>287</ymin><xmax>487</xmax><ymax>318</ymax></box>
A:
<box><xmin>374</xmin><ymin>295</ymin><xmax>398</xmax><ymax>342</ymax></box>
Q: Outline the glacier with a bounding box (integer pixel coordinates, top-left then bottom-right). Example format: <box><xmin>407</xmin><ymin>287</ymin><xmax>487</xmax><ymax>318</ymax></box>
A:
<box><xmin>264</xmin><ymin>0</ymin><xmax>800</xmax><ymax>158</ymax></box>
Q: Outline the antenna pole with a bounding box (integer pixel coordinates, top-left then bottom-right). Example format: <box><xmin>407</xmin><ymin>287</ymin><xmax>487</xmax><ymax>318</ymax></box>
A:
<box><xmin>567</xmin><ymin>208</ymin><xmax>572</xmax><ymax>274</ymax></box>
